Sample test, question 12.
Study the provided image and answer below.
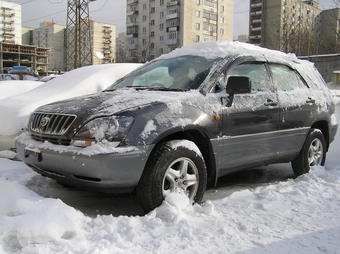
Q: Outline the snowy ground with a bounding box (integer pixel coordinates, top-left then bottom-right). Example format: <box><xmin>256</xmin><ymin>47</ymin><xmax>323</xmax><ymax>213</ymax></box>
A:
<box><xmin>0</xmin><ymin>94</ymin><xmax>339</xmax><ymax>253</ymax></box>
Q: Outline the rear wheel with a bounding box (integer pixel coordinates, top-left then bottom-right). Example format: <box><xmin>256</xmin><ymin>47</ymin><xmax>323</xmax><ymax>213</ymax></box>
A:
<box><xmin>136</xmin><ymin>140</ymin><xmax>207</xmax><ymax>213</ymax></box>
<box><xmin>291</xmin><ymin>128</ymin><xmax>326</xmax><ymax>176</ymax></box>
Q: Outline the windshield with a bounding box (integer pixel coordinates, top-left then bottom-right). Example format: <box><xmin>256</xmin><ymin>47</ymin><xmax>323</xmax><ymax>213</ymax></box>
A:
<box><xmin>105</xmin><ymin>55</ymin><xmax>221</xmax><ymax>91</ymax></box>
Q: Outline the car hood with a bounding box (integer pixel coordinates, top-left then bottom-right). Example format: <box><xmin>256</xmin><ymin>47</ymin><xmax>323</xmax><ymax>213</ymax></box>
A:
<box><xmin>34</xmin><ymin>88</ymin><xmax>210</xmax><ymax>121</ymax></box>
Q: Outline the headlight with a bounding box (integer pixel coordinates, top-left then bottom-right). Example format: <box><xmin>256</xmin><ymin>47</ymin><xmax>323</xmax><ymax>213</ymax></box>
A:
<box><xmin>71</xmin><ymin>116</ymin><xmax>134</xmax><ymax>147</ymax></box>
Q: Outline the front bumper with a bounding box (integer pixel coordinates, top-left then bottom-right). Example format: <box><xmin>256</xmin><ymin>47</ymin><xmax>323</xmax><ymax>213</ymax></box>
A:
<box><xmin>16</xmin><ymin>135</ymin><xmax>154</xmax><ymax>194</ymax></box>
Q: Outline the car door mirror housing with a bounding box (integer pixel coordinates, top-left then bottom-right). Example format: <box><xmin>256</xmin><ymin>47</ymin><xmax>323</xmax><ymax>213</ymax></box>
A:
<box><xmin>226</xmin><ymin>76</ymin><xmax>251</xmax><ymax>94</ymax></box>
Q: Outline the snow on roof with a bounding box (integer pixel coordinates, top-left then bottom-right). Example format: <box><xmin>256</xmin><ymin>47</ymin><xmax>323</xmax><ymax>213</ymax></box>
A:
<box><xmin>158</xmin><ymin>40</ymin><xmax>297</xmax><ymax>63</ymax></box>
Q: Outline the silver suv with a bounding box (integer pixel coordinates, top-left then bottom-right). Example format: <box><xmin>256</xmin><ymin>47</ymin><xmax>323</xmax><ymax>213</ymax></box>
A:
<box><xmin>16</xmin><ymin>41</ymin><xmax>338</xmax><ymax>213</ymax></box>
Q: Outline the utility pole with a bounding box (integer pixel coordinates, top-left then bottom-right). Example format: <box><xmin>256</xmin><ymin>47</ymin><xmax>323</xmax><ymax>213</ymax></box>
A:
<box><xmin>65</xmin><ymin>0</ymin><xmax>96</xmax><ymax>71</ymax></box>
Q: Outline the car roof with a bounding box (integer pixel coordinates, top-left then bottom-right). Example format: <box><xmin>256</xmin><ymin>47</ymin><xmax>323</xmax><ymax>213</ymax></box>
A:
<box><xmin>157</xmin><ymin>41</ymin><xmax>326</xmax><ymax>89</ymax></box>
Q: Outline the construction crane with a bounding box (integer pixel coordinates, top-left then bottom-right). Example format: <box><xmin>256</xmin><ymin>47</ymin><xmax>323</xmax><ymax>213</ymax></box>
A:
<box><xmin>65</xmin><ymin>0</ymin><xmax>96</xmax><ymax>71</ymax></box>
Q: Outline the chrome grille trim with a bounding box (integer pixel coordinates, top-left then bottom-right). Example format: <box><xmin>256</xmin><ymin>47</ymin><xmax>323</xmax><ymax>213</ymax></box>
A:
<box><xmin>30</xmin><ymin>113</ymin><xmax>77</xmax><ymax>135</ymax></box>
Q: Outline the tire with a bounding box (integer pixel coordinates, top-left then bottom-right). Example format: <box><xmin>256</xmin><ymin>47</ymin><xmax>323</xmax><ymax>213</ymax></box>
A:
<box><xmin>291</xmin><ymin>128</ymin><xmax>326</xmax><ymax>176</ymax></box>
<box><xmin>136</xmin><ymin>140</ymin><xmax>207</xmax><ymax>213</ymax></box>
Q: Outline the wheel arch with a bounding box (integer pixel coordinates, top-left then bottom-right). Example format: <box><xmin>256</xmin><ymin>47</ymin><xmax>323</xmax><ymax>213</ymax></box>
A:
<box><xmin>146</xmin><ymin>128</ymin><xmax>217</xmax><ymax>187</ymax></box>
<box><xmin>311</xmin><ymin>120</ymin><xmax>330</xmax><ymax>151</ymax></box>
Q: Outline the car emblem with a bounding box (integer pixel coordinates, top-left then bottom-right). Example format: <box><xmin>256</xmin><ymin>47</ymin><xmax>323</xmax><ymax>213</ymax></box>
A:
<box><xmin>40</xmin><ymin>117</ymin><xmax>50</xmax><ymax>127</ymax></box>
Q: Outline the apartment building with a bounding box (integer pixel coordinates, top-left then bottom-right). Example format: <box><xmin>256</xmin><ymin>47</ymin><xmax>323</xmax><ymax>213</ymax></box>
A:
<box><xmin>116</xmin><ymin>32</ymin><xmax>127</xmax><ymax>63</ymax></box>
<box><xmin>126</xmin><ymin>0</ymin><xmax>234</xmax><ymax>62</ymax></box>
<box><xmin>0</xmin><ymin>0</ymin><xmax>21</xmax><ymax>44</ymax></box>
<box><xmin>22</xmin><ymin>22</ymin><xmax>66</xmax><ymax>73</ymax></box>
<box><xmin>320</xmin><ymin>8</ymin><xmax>340</xmax><ymax>54</ymax></box>
<box><xmin>249</xmin><ymin>0</ymin><xmax>322</xmax><ymax>55</ymax></box>
<box><xmin>91</xmin><ymin>22</ymin><xmax>116</xmax><ymax>65</ymax></box>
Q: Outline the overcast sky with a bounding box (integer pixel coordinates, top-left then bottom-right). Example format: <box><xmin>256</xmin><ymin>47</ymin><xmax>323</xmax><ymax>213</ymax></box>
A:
<box><xmin>5</xmin><ymin>0</ymin><xmax>336</xmax><ymax>39</ymax></box>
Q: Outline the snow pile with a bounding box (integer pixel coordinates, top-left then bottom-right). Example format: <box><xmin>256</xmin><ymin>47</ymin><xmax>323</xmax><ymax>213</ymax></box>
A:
<box><xmin>0</xmin><ymin>64</ymin><xmax>142</xmax><ymax>137</ymax></box>
<box><xmin>0</xmin><ymin>81</ymin><xmax>43</xmax><ymax>100</ymax></box>
<box><xmin>1</xmin><ymin>158</ymin><xmax>340</xmax><ymax>253</ymax></box>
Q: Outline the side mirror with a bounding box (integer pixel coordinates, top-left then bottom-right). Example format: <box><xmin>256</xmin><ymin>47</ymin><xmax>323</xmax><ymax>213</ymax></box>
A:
<box><xmin>226</xmin><ymin>76</ymin><xmax>251</xmax><ymax>94</ymax></box>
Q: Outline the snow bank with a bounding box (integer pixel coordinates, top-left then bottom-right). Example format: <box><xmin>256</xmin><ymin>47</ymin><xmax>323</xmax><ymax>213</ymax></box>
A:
<box><xmin>0</xmin><ymin>64</ymin><xmax>142</xmax><ymax>136</ymax></box>
<box><xmin>0</xmin><ymin>81</ymin><xmax>43</xmax><ymax>100</ymax></box>
<box><xmin>1</xmin><ymin>158</ymin><xmax>340</xmax><ymax>253</ymax></box>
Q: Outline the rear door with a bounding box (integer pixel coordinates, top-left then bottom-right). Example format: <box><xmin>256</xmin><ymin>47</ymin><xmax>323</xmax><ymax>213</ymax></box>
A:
<box><xmin>220</xmin><ymin>61</ymin><xmax>281</xmax><ymax>173</ymax></box>
<box><xmin>268</xmin><ymin>64</ymin><xmax>317</xmax><ymax>159</ymax></box>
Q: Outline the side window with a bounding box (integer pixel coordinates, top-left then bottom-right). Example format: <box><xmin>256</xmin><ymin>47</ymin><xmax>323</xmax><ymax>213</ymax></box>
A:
<box><xmin>227</xmin><ymin>63</ymin><xmax>270</xmax><ymax>92</ymax></box>
<box><xmin>269</xmin><ymin>64</ymin><xmax>307</xmax><ymax>91</ymax></box>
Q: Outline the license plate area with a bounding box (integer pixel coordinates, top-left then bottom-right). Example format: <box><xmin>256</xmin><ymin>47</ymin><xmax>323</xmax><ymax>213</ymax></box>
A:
<box><xmin>24</xmin><ymin>147</ymin><xmax>42</xmax><ymax>162</ymax></box>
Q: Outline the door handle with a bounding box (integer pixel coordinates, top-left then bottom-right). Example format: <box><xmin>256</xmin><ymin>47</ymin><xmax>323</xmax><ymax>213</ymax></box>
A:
<box><xmin>306</xmin><ymin>97</ymin><xmax>315</xmax><ymax>104</ymax></box>
<box><xmin>264</xmin><ymin>99</ymin><xmax>278</xmax><ymax>106</ymax></box>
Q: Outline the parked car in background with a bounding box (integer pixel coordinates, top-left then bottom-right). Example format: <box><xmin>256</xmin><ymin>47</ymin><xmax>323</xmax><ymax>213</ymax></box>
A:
<box><xmin>0</xmin><ymin>63</ymin><xmax>142</xmax><ymax>152</ymax></box>
<box><xmin>16</xmin><ymin>41</ymin><xmax>338</xmax><ymax>213</ymax></box>
<box><xmin>39</xmin><ymin>75</ymin><xmax>60</xmax><ymax>82</ymax></box>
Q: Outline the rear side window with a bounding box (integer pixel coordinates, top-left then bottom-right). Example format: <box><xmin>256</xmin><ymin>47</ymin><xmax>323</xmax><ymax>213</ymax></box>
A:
<box><xmin>270</xmin><ymin>64</ymin><xmax>307</xmax><ymax>91</ymax></box>
<box><xmin>227</xmin><ymin>63</ymin><xmax>270</xmax><ymax>92</ymax></box>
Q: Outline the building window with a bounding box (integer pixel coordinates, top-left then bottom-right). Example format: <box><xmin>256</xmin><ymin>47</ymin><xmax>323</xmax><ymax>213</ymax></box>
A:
<box><xmin>203</xmin><ymin>11</ymin><xmax>217</xmax><ymax>21</ymax></box>
<box><xmin>220</xmin><ymin>17</ymin><xmax>224</xmax><ymax>23</ymax></box>
<box><xmin>167</xmin><ymin>8</ymin><xmax>178</xmax><ymax>15</ymax></box>
<box><xmin>196</xmin><ymin>35</ymin><xmax>200</xmax><ymax>42</ymax></box>
<box><xmin>160</xmin><ymin>23</ymin><xmax>164</xmax><ymax>30</ymax></box>
<box><xmin>196</xmin><ymin>23</ymin><xmax>200</xmax><ymax>30</ymax></box>
<box><xmin>196</xmin><ymin>0</ymin><xmax>200</xmax><ymax>5</ymax></box>
<box><xmin>160</xmin><ymin>35</ymin><xmax>164</xmax><ymax>42</ymax></box>
<box><xmin>151</xmin><ymin>19</ymin><xmax>155</xmax><ymax>26</ymax></box>
<box><xmin>143</xmin><ymin>39</ymin><xmax>146</xmax><ymax>44</ymax></box>
<box><xmin>143</xmin><ymin>3</ymin><xmax>147</xmax><ymax>10</ymax></box>
<box><xmin>150</xmin><ymin>43</ymin><xmax>155</xmax><ymax>49</ymax></box>
<box><xmin>203</xmin><ymin>23</ymin><xmax>217</xmax><ymax>32</ymax></box>
<box><xmin>167</xmin><ymin>18</ymin><xmax>180</xmax><ymax>27</ymax></box>
<box><xmin>143</xmin><ymin>27</ymin><xmax>147</xmax><ymax>33</ymax></box>
<box><xmin>220</xmin><ymin>28</ymin><xmax>224</xmax><ymax>35</ymax></box>
<box><xmin>159</xmin><ymin>48</ymin><xmax>163</xmax><ymax>54</ymax></box>
<box><xmin>196</xmin><ymin>10</ymin><xmax>200</xmax><ymax>17</ymax></box>
<box><xmin>160</xmin><ymin>11</ymin><xmax>164</xmax><ymax>18</ymax></box>
<box><xmin>151</xmin><ymin>31</ymin><xmax>155</xmax><ymax>37</ymax></box>
<box><xmin>150</xmin><ymin>7</ymin><xmax>155</xmax><ymax>13</ymax></box>
<box><xmin>143</xmin><ymin>15</ymin><xmax>147</xmax><ymax>22</ymax></box>
<box><xmin>203</xmin><ymin>0</ymin><xmax>217</xmax><ymax>9</ymax></box>
<box><xmin>160</xmin><ymin>0</ymin><xmax>164</xmax><ymax>6</ymax></box>
<box><xmin>168</xmin><ymin>31</ymin><xmax>178</xmax><ymax>39</ymax></box>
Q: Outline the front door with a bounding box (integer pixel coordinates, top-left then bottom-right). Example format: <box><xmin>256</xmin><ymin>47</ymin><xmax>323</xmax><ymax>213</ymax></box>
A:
<box><xmin>220</xmin><ymin>62</ymin><xmax>281</xmax><ymax>174</ymax></box>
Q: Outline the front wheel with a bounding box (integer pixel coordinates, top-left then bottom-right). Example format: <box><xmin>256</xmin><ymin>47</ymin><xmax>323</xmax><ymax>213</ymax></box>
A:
<box><xmin>136</xmin><ymin>140</ymin><xmax>207</xmax><ymax>213</ymax></box>
<box><xmin>291</xmin><ymin>128</ymin><xmax>326</xmax><ymax>176</ymax></box>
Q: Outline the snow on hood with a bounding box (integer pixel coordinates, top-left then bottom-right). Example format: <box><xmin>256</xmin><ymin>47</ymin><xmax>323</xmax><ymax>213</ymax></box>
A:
<box><xmin>0</xmin><ymin>64</ymin><xmax>142</xmax><ymax>136</ymax></box>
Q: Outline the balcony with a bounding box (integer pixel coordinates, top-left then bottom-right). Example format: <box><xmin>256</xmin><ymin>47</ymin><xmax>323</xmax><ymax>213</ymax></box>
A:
<box><xmin>103</xmin><ymin>45</ymin><xmax>112</xmax><ymax>50</ymax></box>
<box><xmin>166</xmin><ymin>12</ymin><xmax>179</xmax><ymax>19</ymax></box>
<box><xmin>127</xmin><ymin>21</ymin><xmax>138</xmax><ymax>27</ymax></box>
<box><xmin>127</xmin><ymin>10</ymin><xmax>138</xmax><ymax>16</ymax></box>
<box><xmin>250</xmin><ymin>3</ymin><xmax>262</xmax><ymax>8</ymax></box>
<box><xmin>166</xmin><ymin>38</ymin><xmax>179</xmax><ymax>45</ymax></box>
<box><xmin>250</xmin><ymin>27</ymin><xmax>261</xmax><ymax>32</ymax></box>
<box><xmin>1</xmin><ymin>11</ymin><xmax>14</xmax><ymax>17</ymax></box>
<box><xmin>250</xmin><ymin>35</ymin><xmax>261</xmax><ymax>39</ymax></box>
<box><xmin>127</xmin><ymin>0</ymin><xmax>138</xmax><ymax>5</ymax></box>
<box><xmin>251</xmin><ymin>19</ymin><xmax>262</xmax><ymax>24</ymax></box>
<box><xmin>127</xmin><ymin>43</ymin><xmax>138</xmax><ymax>50</ymax></box>
<box><xmin>250</xmin><ymin>11</ymin><xmax>262</xmax><ymax>16</ymax></box>
<box><xmin>167</xmin><ymin>26</ymin><xmax>179</xmax><ymax>32</ymax></box>
<box><xmin>167</xmin><ymin>1</ymin><xmax>180</xmax><ymax>7</ymax></box>
<box><xmin>126</xmin><ymin>33</ymin><xmax>138</xmax><ymax>38</ymax></box>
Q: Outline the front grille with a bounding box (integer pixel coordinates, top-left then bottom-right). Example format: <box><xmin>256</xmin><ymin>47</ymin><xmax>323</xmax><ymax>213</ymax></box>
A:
<box><xmin>30</xmin><ymin>113</ymin><xmax>76</xmax><ymax>135</ymax></box>
<box><xmin>31</xmin><ymin>134</ymin><xmax>72</xmax><ymax>146</ymax></box>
